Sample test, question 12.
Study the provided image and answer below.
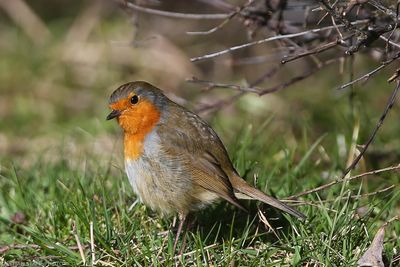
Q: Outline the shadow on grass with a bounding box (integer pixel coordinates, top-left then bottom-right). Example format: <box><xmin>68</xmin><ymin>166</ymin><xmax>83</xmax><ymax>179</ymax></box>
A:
<box><xmin>183</xmin><ymin>200</ymin><xmax>298</xmax><ymax>247</ymax></box>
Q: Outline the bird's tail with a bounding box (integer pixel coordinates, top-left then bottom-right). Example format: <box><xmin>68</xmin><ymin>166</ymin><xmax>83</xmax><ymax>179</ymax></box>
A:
<box><xmin>231</xmin><ymin>174</ymin><xmax>306</xmax><ymax>220</ymax></box>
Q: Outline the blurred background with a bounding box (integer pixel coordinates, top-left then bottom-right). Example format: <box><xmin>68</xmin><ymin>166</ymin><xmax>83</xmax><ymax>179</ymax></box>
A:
<box><xmin>1</xmin><ymin>1</ymin><xmax>399</xmax><ymax>265</ymax></box>
<box><xmin>0</xmin><ymin>0</ymin><xmax>399</xmax><ymax>174</ymax></box>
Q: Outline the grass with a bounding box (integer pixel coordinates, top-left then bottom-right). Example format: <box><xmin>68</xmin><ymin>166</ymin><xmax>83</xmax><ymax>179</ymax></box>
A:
<box><xmin>1</xmin><ymin>114</ymin><xmax>399</xmax><ymax>266</ymax></box>
<box><xmin>1</xmin><ymin>2</ymin><xmax>399</xmax><ymax>266</ymax></box>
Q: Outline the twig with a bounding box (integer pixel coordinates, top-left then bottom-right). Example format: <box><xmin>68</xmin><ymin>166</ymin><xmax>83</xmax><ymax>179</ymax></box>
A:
<box><xmin>320</xmin><ymin>0</ymin><xmax>397</xmax><ymax>55</ymax></box>
<box><xmin>281</xmin><ymin>35</ymin><xmax>353</xmax><ymax>64</ymax></box>
<box><xmin>186</xmin><ymin>0</ymin><xmax>253</xmax><ymax>35</ymax></box>
<box><xmin>231</xmin><ymin>53</ymin><xmax>294</xmax><ymax>66</ymax></box>
<box><xmin>0</xmin><ymin>244</ymin><xmax>41</xmax><ymax>254</ymax></box>
<box><xmin>251</xmin><ymin>65</ymin><xmax>282</xmax><ymax>86</ymax></box>
<box><xmin>319</xmin><ymin>0</ymin><xmax>355</xmax><ymax>30</ymax></box>
<box><xmin>120</xmin><ymin>1</ymin><xmax>229</xmax><ymax>20</ymax></box>
<box><xmin>190</xmin><ymin>20</ymin><xmax>369</xmax><ymax>62</ymax></box>
<box><xmin>338</xmin><ymin>52</ymin><xmax>400</xmax><ymax>90</ymax></box>
<box><xmin>287</xmin><ymin>163</ymin><xmax>400</xmax><ymax>199</ymax></box>
<box><xmin>368</xmin><ymin>0</ymin><xmax>398</xmax><ymax>20</ymax></box>
<box><xmin>189</xmin><ymin>57</ymin><xmax>338</xmax><ymax>97</ymax></box>
<box><xmin>346</xmin><ymin>25</ymin><xmax>397</xmax><ymax>55</ymax></box>
<box><xmin>195</xmin><ymin>92</ymin><xmax>245</xmax><ymax>114</ymax></box>
<box><xmin>172</xmin><ymin>244</ymin><xmax>218</xmax><ymax>260</ymax></box>
<box><xmin>379</xmin><ymin>35</ymin><xmax>400</xmax><ymax>49</ymax></box>
<box><xmin>187</xmin><ymin>77</ymin><xmax>260</xmax><ymax>93</ymax></box>
<box><xmin>286</xmin><ymin>201</ymin><xmax>339</xmax><ymax>211</ymax></box>
<box><xmin>341</xmin><ymin>80</ymin><xmax>400</xmax><ymax>177</ymax></box>
<box><xmin>382</xmin><ymin>215</ymin><xmax>399</xmax><ymax>227</ymax></box>
<box><xmin>191</xmin><ymin>58</ymin><xmax>338</xmax><ymax>113</ymax></box>
<box><xmin>73</xmin><ymin>222</ymin><xmax>86</xmax><ymax>265</ymax></box>
<box><xmin>259</xmin><ymin>58</ymin><xmax>339</xmax><ymax>95</ymax></box>
<box><xmin>355</xmin><ymin>184</ymin><xmax>395</xmax><ymax>198</ymax></box>
<box><xmin>190</xmin><ymin>64</ymin><xmax>284</xmax><ymax>114</ymax></box>
<box><xmin>331</xmin><ymin>11</ymin><xmax>343</xmax><ymax>39</ymax></box>
<box><xmin>6</xmin><ymin>255</ymin><xmax>62</xmax><ymax>263</ymax></box>
<box><xmin>257</xmin><ymin>210</ymin><xmax>279</xmax><ymax>239</ymax></box>
<box><xmin>317</xmin><ymin>11</ymin><xmax>330</xmax><ymax>26</ymax></box>
<box><xmin>286</xmin><ymin>184</ymin><xmax>396</xmax><ymax>205</ymax></box>
<box><xmin>95</xmin><ymin>246</ymin><xmax>125</xmax><ymax>265</ymax></box>
<box><xmin>197</xmin><ymin>0</ymin><xmax>236</xmax><ymax>12</ymax></box>
<box><xmin>186</xmin><ymin>13</ymin><xmax>234</xmax><ymax>35</ymax></box>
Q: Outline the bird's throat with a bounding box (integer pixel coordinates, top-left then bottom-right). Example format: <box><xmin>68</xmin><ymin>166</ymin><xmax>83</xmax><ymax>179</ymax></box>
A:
<box><xmin>124</xmin><ymin>133</ymin><xmax>145</xmax><ymax>160</ymax></box>
<box><xmin>122</xmin><ymin>101</ymin><xmax>161</xmax><ymax>160</ymax></box>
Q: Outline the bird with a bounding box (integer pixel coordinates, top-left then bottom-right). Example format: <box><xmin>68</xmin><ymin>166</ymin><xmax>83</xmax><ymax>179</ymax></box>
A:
<box><xmin>106</xmin><ymin>81</ymin><xmax>306</xmax><ymax>250</ymax></box>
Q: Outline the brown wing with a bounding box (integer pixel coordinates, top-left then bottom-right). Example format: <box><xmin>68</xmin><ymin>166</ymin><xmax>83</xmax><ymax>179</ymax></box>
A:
<box><xmin>157</xmin><ymin>104</ymin><xmax>245</xmax><ymax>211</ymax></box>
<box><xmin>157</xmin><ymin>102</ymin><xmax>305</xmax><ymax>219</ymax></box>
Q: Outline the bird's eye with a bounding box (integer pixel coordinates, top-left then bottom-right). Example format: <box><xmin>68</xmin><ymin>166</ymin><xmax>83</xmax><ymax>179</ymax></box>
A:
<box><xmin>130</xmin><ymin>95</ymin><xmax>139</xmax><ymax>105</ymax></box>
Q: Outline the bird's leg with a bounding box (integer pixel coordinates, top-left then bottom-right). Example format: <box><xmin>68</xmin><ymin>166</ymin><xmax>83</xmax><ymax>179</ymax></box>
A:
<box><xmin>172</xmin><ymin>213</ymin><xmax>187</xmax><ymax>253</ymax></box>
<box><xmin>178</xmin><ymin>214</ymin><xmax>198</xmax><ymax>255</ymax></box>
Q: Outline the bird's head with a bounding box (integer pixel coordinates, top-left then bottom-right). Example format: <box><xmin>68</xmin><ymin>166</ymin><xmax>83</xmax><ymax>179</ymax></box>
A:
<box><xmin>107</xmin><ymin>81</ymin><xmax>166</xmax><ymax>134</ymax></box>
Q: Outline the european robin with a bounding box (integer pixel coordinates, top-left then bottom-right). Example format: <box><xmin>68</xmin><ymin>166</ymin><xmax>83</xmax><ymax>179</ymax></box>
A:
<box><xmin>107</xmin><ymin>81</ymin><xmax>305</xmax><ymax>249</ymax></box>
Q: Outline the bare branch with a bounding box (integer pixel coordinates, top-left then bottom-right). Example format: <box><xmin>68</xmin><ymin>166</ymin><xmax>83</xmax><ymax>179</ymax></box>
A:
<box><xmin>190</xmin><ymin>20</ymin><xmax>369</xmax><ymax>62</ymax></box>
<box><xmin>259</xmin><ymin>58</ymin><xmax>336</xmax><ymax>95</ymax></box>
<box><xmin>120</xmin><ymin>1</ymin><xmax>229</xmax><ymax>20</ymax></box>
<box><xmin>186</xmin><ymin>14</ymin><xmax>234</xmax><ymax>35</ymax></box>
<box><xmin>368</xmin><ymin>0</ymin><xmax>398</xmax><ymax>20</ymax></box>
<box><xmin>287</xmin><ymin>164</ymin><xmax>400</xmax><ymax>199</ymax></box>
<box><xmin>281</xmin><ymin>35</ymin><xmax>353</xmax><ymax>64</ymax></box>
<box><xmin>379</xmin><ymin>35</ymin><xmax>400</xmax><ymax>49</ymax></box>
<box><xmin>319</xmin><ymin>0</ymin><xmax>355</xmax><ymax>30</ymax></box>
<box><xmin>186</xmin><ymin>0</ymin><xmax>253</xmax><ymax>35</ymax></box>
<box><xmin>341</xmin><ymin>80</ymin><xmax>400</xmax><ymax>177</ymax></box>
<box><xmin>190</xmin><ymin>57</ymin><xmax>338</xmax><ymax>100</ymax></box>
<box><xmin>195</xmin><ymin>92</ymin><xmax>244</xmax><ymax>114</ymax></box>
<box><xmin>338</xmin><ymin>52</ymin><xmax>400</xmax><ymax>90</ymax></box>
<box><xmin>286</xmin><ymin>184</ymin><xmax>396</xmax><ymax>206</ymax></box>
<box><xmin>187</xmin><ymin>77</ymin><xmax>261</xmax><ymax>93</ymax></box>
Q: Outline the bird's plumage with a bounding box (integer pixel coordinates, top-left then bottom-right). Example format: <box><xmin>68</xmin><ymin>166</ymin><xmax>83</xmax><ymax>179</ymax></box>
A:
<box><xmin>108</xmin><ymin>81</ymin><xmax>306</xmax><ymax>220</ymax></box>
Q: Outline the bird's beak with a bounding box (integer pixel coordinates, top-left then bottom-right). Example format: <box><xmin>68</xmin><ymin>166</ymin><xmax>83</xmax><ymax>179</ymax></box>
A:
<box><xmin>106</xmin><ymin>109</ymin><xmax>121</xmax><ymax>120</ymax></box>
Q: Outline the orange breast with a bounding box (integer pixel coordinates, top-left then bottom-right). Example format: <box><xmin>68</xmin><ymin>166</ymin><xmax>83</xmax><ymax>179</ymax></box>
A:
<box><xmin>117</xmin><ymin>100</ymin><xmax>161</xmax><ymax>160</ymax></box>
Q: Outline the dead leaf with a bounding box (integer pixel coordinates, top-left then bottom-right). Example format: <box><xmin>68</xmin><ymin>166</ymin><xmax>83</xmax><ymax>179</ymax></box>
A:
<box><xmin>357</xmin><ymin>227</ymin><xmax>385</xmax><ymax>267</ymax></box>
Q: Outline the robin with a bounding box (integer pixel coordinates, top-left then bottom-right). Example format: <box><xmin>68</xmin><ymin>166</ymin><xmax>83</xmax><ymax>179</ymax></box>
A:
<box><xmin>107</xmin><ymin>81</ymin><xmax>305</xmax><ymax>250</ymax></box>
